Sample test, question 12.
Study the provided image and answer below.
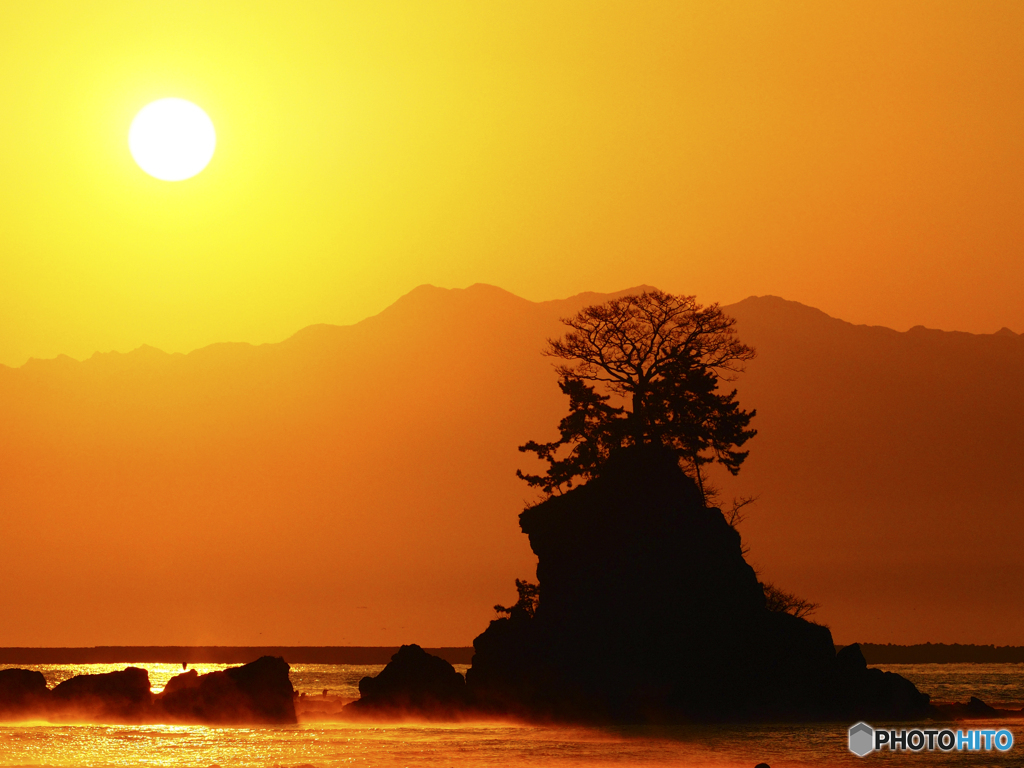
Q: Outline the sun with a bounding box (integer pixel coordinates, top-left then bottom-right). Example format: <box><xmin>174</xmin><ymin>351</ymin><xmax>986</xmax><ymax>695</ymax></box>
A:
<box><xmin>129</xmin><ymin>98</ymin><xmax>216</xmax><ymax>182</ymax></box>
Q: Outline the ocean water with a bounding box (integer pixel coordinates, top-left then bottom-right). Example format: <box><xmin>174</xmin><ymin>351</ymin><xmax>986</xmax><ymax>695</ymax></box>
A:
<box><xmin>1</xmin><ymin>663</ymin><xmax>1022</xmax><ymax>767</ymax></box>
<box><xmin>874</xmin><ymin>664</ymin><xmax>1024</xmax><ymax>708</ymax></box>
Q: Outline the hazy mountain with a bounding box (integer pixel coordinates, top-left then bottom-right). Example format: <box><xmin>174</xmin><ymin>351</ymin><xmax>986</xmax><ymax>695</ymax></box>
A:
<box><xmin>722</xmin><ymin>296</ymin><xmax>1024</xmax><ymax>643</ymax></box>
<box><xmin>2</xmin><ymin>285</ymin><xmax>1021</xmax><ymax>646</ymax></box>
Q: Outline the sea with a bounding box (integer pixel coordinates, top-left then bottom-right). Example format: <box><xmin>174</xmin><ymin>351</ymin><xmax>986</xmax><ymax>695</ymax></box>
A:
<box><xmin>1</xmin><ymin>663</ymin><xmax>1022</xmax><ymax>767</ymax></box>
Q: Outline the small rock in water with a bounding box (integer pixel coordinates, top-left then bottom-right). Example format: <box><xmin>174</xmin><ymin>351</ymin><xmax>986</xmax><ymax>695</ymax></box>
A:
<box><xmin>345</xmin><ymin>644</ymin><xmax>467</xmax><ymax>718</ymax></box>
<box><xmin>965</xmin><ymin>696</ymin><xmax>998</xmax><ymax>715</ymax></box>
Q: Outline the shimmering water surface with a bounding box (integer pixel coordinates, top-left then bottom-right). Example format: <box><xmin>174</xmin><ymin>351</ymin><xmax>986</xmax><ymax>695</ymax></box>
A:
<box><xmin>1</xmin><ymin>663</ymin><xmax>1022</xmax><ymax>767</ymax></box>
<box><xmin>876</xmin><ymin>663</ymin><xmax>1024</xmax><ymax>708</ymax></box>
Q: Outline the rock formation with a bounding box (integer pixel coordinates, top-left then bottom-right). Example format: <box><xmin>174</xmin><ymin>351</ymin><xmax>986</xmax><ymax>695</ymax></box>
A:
<box><xmin>831</xmin><ymin>643</ymin><xmax>931</xmax><ymax>720</ymax></box>
<box><xmin>157</xmin><ymin>656</ymin><xmax>297</xmax><ymax>724</ymax></box>
<box><xmin>0</xmin><ymin>656</ymin><xmax>295</xmax><ymax>724</ymax></box>
<box><xmin>344</xmin><ymin>644</ymin><xmax>467</xmax><ymax>719</ymax></box>
<box><xmin>0</xmin><ymin>669</ymin><xmax>49</xmax><ymax>719</ymax></box>
<box><xmin>50</xmin><ymin>667</ymin><xmax>152</xmax><ymax>722</ymax></box>
<box><xmin>465</xmin><ymin>445</ymin><xmax>931</xmax><ymax>723</ymax></box>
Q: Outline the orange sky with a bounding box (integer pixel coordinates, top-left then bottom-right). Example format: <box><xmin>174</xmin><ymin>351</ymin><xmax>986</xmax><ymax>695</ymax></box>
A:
<box><xmin>3</xmin><ymin>286</ymin><xmax>1022</xmax><ymax>648</ymax></box>
<box><xmin>2</xmin><ymin>1</ymin><xmax>1023</xmax><ymax>369</ymax></box>
<box><xmin>2</xmin><ymin>3</ymin><xmax>1024</xmax><ymax>649</ymax></box>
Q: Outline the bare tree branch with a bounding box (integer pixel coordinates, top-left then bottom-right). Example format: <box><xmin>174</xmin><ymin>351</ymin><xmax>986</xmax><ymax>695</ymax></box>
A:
<box><xmin>762</xmin><ymin>582</ymin><xmax>820</xmax><ymax>619</ymax></box>
<box><xmin>519</xmin><ymin>289</ymin><xmax>758</xmax><ymax>497</ymax></box>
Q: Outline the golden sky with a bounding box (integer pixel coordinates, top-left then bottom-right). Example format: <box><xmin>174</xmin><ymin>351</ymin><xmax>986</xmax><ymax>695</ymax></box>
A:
<box><xmin>3</xmin><ymin>1</ymin><xmax>1023</xmax><ymax>368</ymax></box>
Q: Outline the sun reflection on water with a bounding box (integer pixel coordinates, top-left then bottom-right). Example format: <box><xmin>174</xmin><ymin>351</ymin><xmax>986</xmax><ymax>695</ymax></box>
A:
<box><xmin>17</xmin><ymin>663</ymin><xmax>234</xmax><ymax>693</ymax></box>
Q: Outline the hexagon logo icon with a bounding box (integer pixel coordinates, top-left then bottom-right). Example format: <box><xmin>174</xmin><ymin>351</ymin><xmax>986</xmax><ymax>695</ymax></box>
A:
<box><xmin>849</xmin><ymin>722</ymin><xmax>875</xmax><ymax>757</ymax></box>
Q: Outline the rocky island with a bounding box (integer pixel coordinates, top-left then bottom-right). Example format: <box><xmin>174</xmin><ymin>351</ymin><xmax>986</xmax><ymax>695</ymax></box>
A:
<box><xmin>342</xmin><ymin>292</ymin><xmax>939</xmax><ymax>724</ymax></box>
<box><xmin>0</xmin><ymin>656</ymin><xmax>295</xmax><ymax>724</ymax></box>
<box><xmin>346</xmin><ymin>446</ymin><xmax>932</xmax><ymax>723</ymax></box>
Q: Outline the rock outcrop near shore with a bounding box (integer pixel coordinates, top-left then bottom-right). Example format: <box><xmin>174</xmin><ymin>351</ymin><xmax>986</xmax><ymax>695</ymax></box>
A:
<box><xmin>344</xmin><ymin>644</ymin><xmax>467</xmax><ymax>719</ymax></box>
<box><xmin>51</xmin><ymin>667</ymin><xmax>152</xmax><ymax>722</ymax></box>
<box><xmin>0</xmin><ymin>656</ymin><xmax>295</xmax><ymax>724</ymax></box>
<box><xmin>158</xmin><ymin>655</ymin><xmax>297</xmax><ymax>724</ymax></box>
<box><xmin>0</xmin><ymin>668</ymin><xmax>49</xmax><ymax>719</ymax></box>
<box><xmin>464</xmin><ymin>446</ymin><xmax>932</xmax><ymax>723</ymax></box>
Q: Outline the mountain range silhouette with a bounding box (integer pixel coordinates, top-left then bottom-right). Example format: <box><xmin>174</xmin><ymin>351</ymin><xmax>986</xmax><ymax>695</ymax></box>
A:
<box><xmin>2</xmin><ymin>284</ymin><xmax>1021</xmax><ymax>647</ymax></box>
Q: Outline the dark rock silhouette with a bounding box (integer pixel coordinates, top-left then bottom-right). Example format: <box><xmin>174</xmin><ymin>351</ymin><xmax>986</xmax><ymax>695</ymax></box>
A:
<box><xmin>157</xmin><ymin>656</ymin><xmax>296</xmax><ymax>724</ymax></box>
<box><xmin>162</xmin><ymin>668</ymin><xmax>201</xmax><ymax>697</ymax></box>
<box><xmin>931</xmin><ymin>695</ymin><xmax>1006</xmax><ymax>720</ymax></box>
<box><xmin>965</xmin><ymin>696</ymin><xmax>1000</xmax><ymax>716</ymax></box>
<box><xmin>344</xmin><ymin>644</ymin><xmax>467</xmax><ymax>719</ymax></box>
<box><xmin>50</xmin><ymin>667</ymin><xmax>152</xmax><ymax>722</ymax></box>
<box><xmin>933</xmin><ymin>696</ymin><xmax>1011</xmax><ymax>720</ymax></box>
<box><xmin>832</xmin><ymin>643</ymin><xmax>930</xmax><ymax>719</ymax></box>
<box><xmin>466</xmin><ymin>445</ymin><xmax>931</xmax><ymax>723</ymax></box>
<box><xmin>0</xmin><ymin>669</ymin><xmax>50</xmax><ymax>718</ymax></box>
<box><xmin>0</xmin><ymin>657</ymin><xmax>296</xmax><ymax>724</ymax></box>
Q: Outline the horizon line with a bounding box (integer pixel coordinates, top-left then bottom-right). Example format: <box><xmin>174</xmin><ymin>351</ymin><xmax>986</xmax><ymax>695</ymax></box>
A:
<box><xmin>4</xmin><ymin>283</ymin><xmax>1018</xmax><ymax>371</ymax></box>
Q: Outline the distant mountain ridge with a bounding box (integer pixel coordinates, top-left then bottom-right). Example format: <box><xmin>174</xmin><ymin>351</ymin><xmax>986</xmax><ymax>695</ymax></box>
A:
<box><xmin>4</xmin><ymin>287</ymin><xmax>1016</xmax><ymax>375</ymax></box>
<box><xmin>1</xmin><ymin>285</ymin><xmax>1022</xmax><ymax>647</ymax></box>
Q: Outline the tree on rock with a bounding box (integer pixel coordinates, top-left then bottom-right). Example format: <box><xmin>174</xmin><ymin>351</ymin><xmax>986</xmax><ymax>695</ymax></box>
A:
<box><xmin>761</xmin><ymin>581</ymin><xmax>820</xmax><ymax>618</ymax></box>
<box><xmin>518</xmin><ymin>290</ymin><xmax>757</xmax><ymax>499</ymax></box>
<box><xmin>494</xmin><ymin>579</ymin><xmax>540</xmax><ymax>621</ymax></box>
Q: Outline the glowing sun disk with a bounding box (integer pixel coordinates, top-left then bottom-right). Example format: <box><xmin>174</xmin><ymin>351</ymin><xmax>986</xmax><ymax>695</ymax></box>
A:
<box><xmin>129</xmin><ymin>98</ymin><xmax>216</xmax><ymax>182</ymax></box>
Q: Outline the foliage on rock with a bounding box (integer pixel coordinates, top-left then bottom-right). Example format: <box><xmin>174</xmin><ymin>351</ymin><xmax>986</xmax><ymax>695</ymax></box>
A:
<box><xmin>518</xmin><ymin>290</ymin><xmax>756</xmax><ymax>498</ymax></box>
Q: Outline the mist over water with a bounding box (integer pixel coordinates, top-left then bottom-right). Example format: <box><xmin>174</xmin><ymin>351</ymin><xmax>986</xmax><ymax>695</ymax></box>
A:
<box><xmin>1</xmin><ymin>664</ymin><xmax>1022</xmax><ymax>767</ymax></box>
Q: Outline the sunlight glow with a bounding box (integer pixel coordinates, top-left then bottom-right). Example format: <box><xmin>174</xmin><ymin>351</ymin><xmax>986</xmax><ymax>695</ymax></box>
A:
<box><xmin>129</xmin><ymin>98</ymin><xmax>216</xmax><ymax>181</ymax></box>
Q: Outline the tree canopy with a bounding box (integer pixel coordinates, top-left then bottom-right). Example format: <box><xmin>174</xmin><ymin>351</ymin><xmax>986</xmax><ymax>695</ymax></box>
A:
<box><xmin>518</xmin><ymin>290</ymin><xmax>757</xmax><ymax>499</ymax></box>
<box><xmin>494</xmin><ymin>579</ymin><xmax>540</xmax><ymax>621</ymax></box>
